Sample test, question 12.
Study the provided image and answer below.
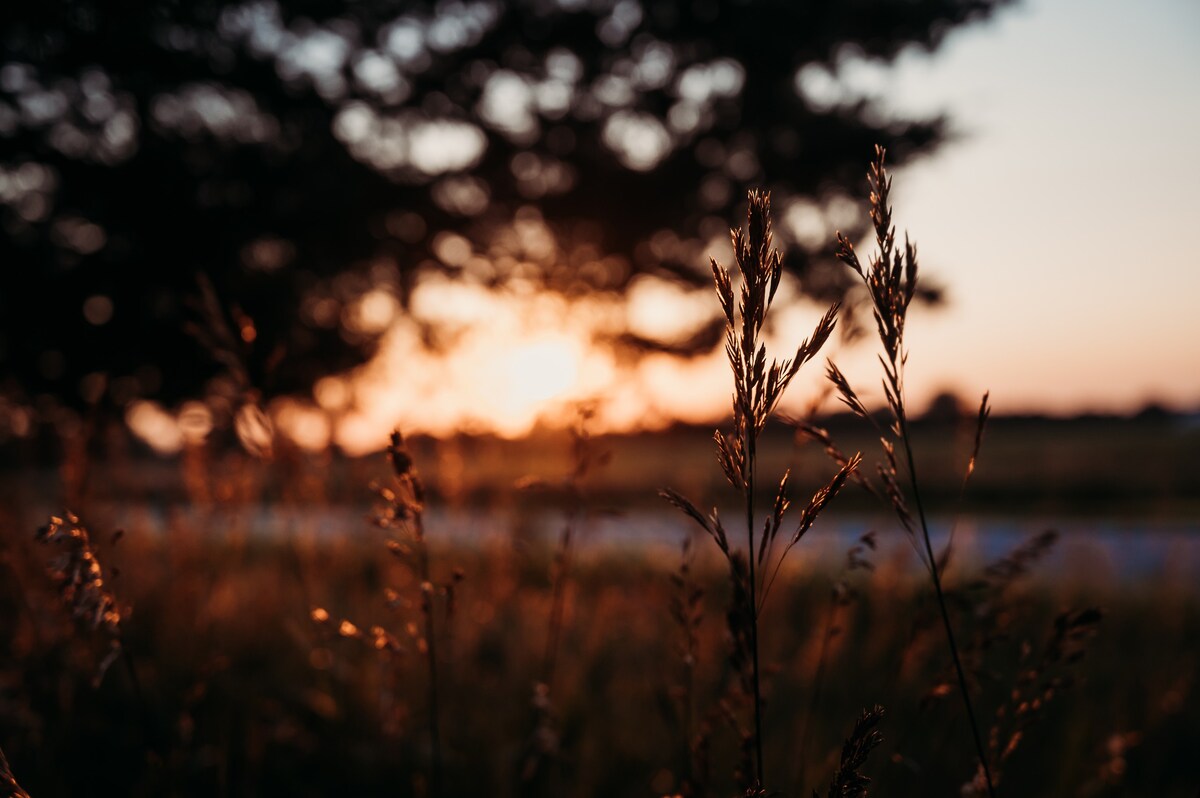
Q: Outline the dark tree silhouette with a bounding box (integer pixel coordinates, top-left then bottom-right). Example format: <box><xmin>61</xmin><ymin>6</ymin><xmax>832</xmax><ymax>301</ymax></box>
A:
<box><xmin>0</xmin><ymin>0</ymin><xmax>1005</xmax><ymax>410</ymax></box>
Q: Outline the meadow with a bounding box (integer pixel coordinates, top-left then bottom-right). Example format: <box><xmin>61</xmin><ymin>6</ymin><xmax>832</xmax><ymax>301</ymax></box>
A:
<box><xmin>0</xmin><ymin>462</ymin><xmax>1196</xmax><ymax>796</ymax></box>
<box><xmin>1</xmin><ymin>151</ymin><xmax>1197</xmax><ymax>797</ymax></box>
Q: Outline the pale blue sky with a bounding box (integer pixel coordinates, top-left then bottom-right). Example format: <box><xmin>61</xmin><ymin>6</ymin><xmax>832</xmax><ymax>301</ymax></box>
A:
<box><xmin>833</xmin><ymin>0</ymin><xmax>1200</xmax><ymax>413</ymax></box>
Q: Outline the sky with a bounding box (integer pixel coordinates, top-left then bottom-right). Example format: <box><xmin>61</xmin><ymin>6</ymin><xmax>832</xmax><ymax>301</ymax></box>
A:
<box><xmin>839</xmin><ymin>0</ymin><xmax>1200</xmax><ymax>415</ymax></box>
<box><xmin>113</xmin><ymin>0</ymin><xmax>1200</xmax><ymax>453</ymax></box>
<box><xmin>302</xmin><ymin>0</ymin><xmax>1200</xmax><ymax>449</ymax></box>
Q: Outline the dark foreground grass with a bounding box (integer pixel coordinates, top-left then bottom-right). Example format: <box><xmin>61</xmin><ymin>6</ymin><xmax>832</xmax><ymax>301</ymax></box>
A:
<box><xmin>0</xmin><ymin>520</ymin><xmax>1195</xmax><ymax>797</ymax></box>
<box><xmin>2</xmin><ymin>152</ymin><xmax>1196</xmax><ymax>798</ymax></box>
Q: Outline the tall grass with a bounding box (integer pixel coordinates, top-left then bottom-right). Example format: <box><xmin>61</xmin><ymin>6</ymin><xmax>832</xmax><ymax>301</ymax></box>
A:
<box><xmin>310</xmin><ymin>431</ymin><xmax>461</xmax><ymax>797</ymax></box>
<box><xmin>821</xmin><ymin>145</ymin><xmax>997</xmax><ymax>795</ymax></box>
<box><xmin>0</xmin><ymin>148</ymin><xmax>1186</xmax><ymax>798</ymax></box>
<box><xmin>0</xmin><ymin>744</ymin><xmax>31</xmax><ymax>798</ymax></box>
<box><xmin>520</xmin><ymin>408</ymin><xmax>604</xmax><ymax>789</ymax></box>
<box><xmin>0</xmin><ymin>497</ymin><xmax>1189</xmax><ymax>795</ymax></box>
<box><xmin>661</xmin><ymin>190</ymin><xmax>856</xmax><ymax>793</ymax></box>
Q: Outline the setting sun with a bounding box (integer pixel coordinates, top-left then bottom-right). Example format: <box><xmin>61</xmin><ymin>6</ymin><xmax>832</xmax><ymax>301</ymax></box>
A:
<box><xmin>332</xmin><ymin>286</ymin><xmax>629</xmax><ymax>448</ymax></box>
<box><xmin>487</xmin><ymin>335</ymin><xmax>582</xmax><ymax>419</ymax></box>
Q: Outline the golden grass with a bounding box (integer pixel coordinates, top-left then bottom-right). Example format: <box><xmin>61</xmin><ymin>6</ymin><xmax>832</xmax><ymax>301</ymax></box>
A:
<box><xmin>0</xmin><ymin>149</ymin><xmax>1189</xmax><ymax>798</ymax></box>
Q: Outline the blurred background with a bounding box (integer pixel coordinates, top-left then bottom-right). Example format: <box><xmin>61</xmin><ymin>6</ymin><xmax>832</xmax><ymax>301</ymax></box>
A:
<box><xmin>1</xmin><ymin>0</ymin><xmax>1195</xmax><ymax>449</ymax></box>
<box><xmin>0</xmin><ymin>0</ymin><xmax>1198</xmax><ymax>795</ymax></box>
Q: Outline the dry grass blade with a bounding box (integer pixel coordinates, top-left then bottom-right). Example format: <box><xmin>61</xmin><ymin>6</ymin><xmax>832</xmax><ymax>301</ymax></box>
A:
<box><xmin>966</xmin><ymin>391</ymin><xmax>992</xmax><ymax>481</ymax></box>
<box><xmin>712</xmin><ymin>257</ymin><xmax>735</xmax><ymax>326</ymax></box>
<box><xmin>825</xmin><ymin>362</ymin><xmax>872</xmax><ymax>422</ymax></box>
<box><xmin>937</xmin><ymin>390</ymin><xmax>994</xmax><ymax>573</ymax></box>
<box><xmin>791</xmin><ymin>454</ymin><xmax>862</xmax><ymax>547</ymax></box>
<box><xmin>659</xmin><ymin>489</ymin><xmax>729</xmax><ymax>556</ymax></box>
<box><xmin>714</xmin><ymin>429</ymin><xmax>746</xmax><ymax>490</ymax></box>
<box><xmin>982</xmin><ymin>529</ymin><xmax>1059</xmax><ymax>587</ymax></box>
<box><xmin>795</xmin><ymin>423</ymin><xmax>881</xmax><ymax>500</ymax></box>
<box><xmin>0</xmin><ymin>746</ymin><xmax>31</xmax><ymax>798</ymax></box>
<box><xmin>759</xmin><ymin>455</ymin><xmax>862</xmax><ymax>612</ymax></box>
<box><xmin>663</xmin><ymin>188</ymin><xmax>844</xmax><ymax>790</ymax></box>
<box><xmin>35</xmin><ymin>512</ymin><xmax>124</xmax><ymax>685</ymax></box>
<box><xmin>825</xmin><ymin>146</ymin><xmax>997</xmax><ymax>797</ymax></box>
<box><xmin>660</xmin><ymin>488</ymin><xmax>715</xmax><ymax>538</ymax></box>
<box><xmin>875</xmin><ymin>457</ymin><xmax>918</xmax><ymax>554</ymax></box>
<box><xmin>823</xmin><ymin>705</ymin><xmax>886</xmax><ymax>798</ymax></box>
<box><xmin>317</xmin><ymin>431</ymin><xmax>458</xmax><ymax>797</ymax></box>
<box><xmin>796</xmin><ymin>305</ymin><xmax>841</xmax><ymax>370</ymax></box>
<box><xmin>756</xmin><ymin>469</ymin><xmax>791</xmax><ymax>567</ymax></box>
<box><xmin>966</xmin><ymin>607</ymin><xmax>1103</xmax><ymax>796</ymax></box>
<box><xmin>386</xmin><ymin>431</ymin><xmax>443</xmax><ymax>797</ymax></box>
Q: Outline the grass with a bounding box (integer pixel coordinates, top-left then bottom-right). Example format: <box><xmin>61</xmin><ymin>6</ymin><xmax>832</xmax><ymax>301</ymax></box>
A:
<box><xmin>0</xmin><ymin>149</ymin><xmax>1197</xmax><ymax>797</ymax></box>
<box><xmin>660</xmin><ymin>187</ymin><xmax>850</xmax><ymax>794</ymax></box>
<box><xmin>823</xmin><ymin>147</ymin><xmax>998</xmax><ymax>795</ymax></box>
<box><xmin>0</xmin><ymin>520</ymin><xmax>1196</xmax><ymax>796</ymax></box>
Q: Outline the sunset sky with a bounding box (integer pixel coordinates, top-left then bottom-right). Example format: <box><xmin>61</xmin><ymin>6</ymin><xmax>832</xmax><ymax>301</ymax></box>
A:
<box><xmin>309</xmin><ymin>0</ymin><xmax>1200</xmax><ymax>449</ymax></box>
<box><xmin>106</xmin><ymin>0</ymin><xmax>1200</xmax><ymax>453</ymax></box>
<box><xmin>852</xmin><ymin>0</ymin><xmax>1200</xmax><ymax>415</ymax></box>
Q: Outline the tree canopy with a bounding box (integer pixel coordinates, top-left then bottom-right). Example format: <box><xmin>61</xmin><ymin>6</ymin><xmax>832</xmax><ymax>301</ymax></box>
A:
<box><xmin>0</xmin><ymin>0</ymin><xmax>1008</xmax><ymax>412</ymax></box>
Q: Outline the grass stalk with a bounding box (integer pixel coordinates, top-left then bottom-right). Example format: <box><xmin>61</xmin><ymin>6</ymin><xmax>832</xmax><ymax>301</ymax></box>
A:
<box><xmin>381</xmin><ymin>432</ymin><xmax>445</xmax><ymax>798</ymax></box>
<box><xmin>828</xmin><ymin>145</ymin><xmax>996</xmax><ymax>797</ymax></box>
<box><xmin>542</xmin><ymin>514</ymin><xmax>573</xmax><ymax>687</ymax></box>
<box><xmin>662</xmin><ymin>190</ymin><xmax>847</xmax><ymax>793</ymax></box>
<box><xmin>540</xmin><ymin>411</ymin><xmax>596</xmax><ymax>691</ymax></box>
<box><xmin>741</xmin><ymin>438</ymin><xmax>765</xmax><ymax>787</ymax></box>
<box><xmin>0</xmin><ymin>743</ymin><xmax>31</xmax><ymax>798</ymax></box>
<box><xmin>898</xmin><ymin>409</ymin><xmax>997</xmax><ymax>798</ymax></box>
<box><xmin>794</xmin><ymin>531</ymin><xmax>876</xmax><ymax>789</ymax></box>
<box><xmin>415</xmin><ymin>515</ymin><xmax>442</xmax><ymax>798</ymax></box>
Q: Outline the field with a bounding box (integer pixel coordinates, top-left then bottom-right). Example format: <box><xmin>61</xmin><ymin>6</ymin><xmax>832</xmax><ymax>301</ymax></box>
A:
<box><xmin>3</xmin><ymin>153</ymin><xmax>1198</xmax><ymax>798</ymax></box>
<box><xmin>2</xmin><ymin>0</ymin><xmax>1197</xmax><ymax>794</ymax></box>
<box><xmin>1</xmin><ymin>410</ymin><xmax>1197</xmax><ymax>797</ymax></box>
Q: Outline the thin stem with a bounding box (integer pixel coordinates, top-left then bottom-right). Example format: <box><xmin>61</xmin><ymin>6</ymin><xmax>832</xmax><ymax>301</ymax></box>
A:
<box><xmin>897</xmin><ymin>409</ymin><xmax>996</xmax><ymax>798</ymax></box>
<box><xmin>679</xmin><ymin>543</ymin><xmax>698</xmax><ymax>793</ymax></box>
<box><xmin>682</xmin><ymin>646</ymin><xmax>695</xmax><ymax>791</ymax></box>
<box><xmin>542</xmin><ymin>515</ymin><xmax>575</xmax><ymax>686</ymax></box>
<box><xmin>416</xmin><ymin>518</ymin><xmax>442</xmax><ymax>798</ymax></box>
<box><xmin>744</xmin><ymin>434</ymin><xmax>765</xmax><ymax>789</ymax></box>
<box><xmin>757</xmin><ymin>548</ymin><xmax>788</xmax><ymax>616</ymax></box>
<box><xmin>423</xmin><ymin>596</ymin><xmax>442</xmax><ymax>798</ymax></box>
<box><xmin>795</xmin><ymin>595</ymin><xmax>839</xmax><ymax>789</ymax></box>
<box><xmin>0</xmin><ymin>743</ymin><xmax>31</xmax><ymax>798</ymax></box>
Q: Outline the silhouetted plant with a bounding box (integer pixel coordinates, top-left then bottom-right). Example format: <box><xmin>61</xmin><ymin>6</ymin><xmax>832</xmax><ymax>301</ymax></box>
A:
<box><xmin>823</xmin><ymin>145</ymin><xmax>997</xmax><ymax>796</ymax></box>
<box><xmin>823</xmin><ymin>705</ymin><xmax>886</xmax><ymax>798</ymax></box>
<box><xmin>518</xmin><ymin>407</ymin><xmax>608</xmax><ymax>790</ymax></box>
<box><xmin>666</xmin><ymin>534</ymin><xmax>708</xmax><ymax>797</ymax></box>
<box><xmin>35</xmin><ymin>512</ymin><xmax>124</xmax><ymax>686</ymax></box>
<box><xmin>312</xmin><ymin>431</ymin><xmax>461</xmax><ymax>798</ymax></box>
<box><xmin>796</xmin><ymin>531</ymin><xmax>878</xmax><ymax>788</ymax></box>
<box><xmin>0</xmin><ymin>744</ymin><xmax>31</xmax><ymax>798</ymax></box>
<box><xmin>661</xmin><ymin>189</ymin><xmax>855</xmax><ymax>792</ymax></box>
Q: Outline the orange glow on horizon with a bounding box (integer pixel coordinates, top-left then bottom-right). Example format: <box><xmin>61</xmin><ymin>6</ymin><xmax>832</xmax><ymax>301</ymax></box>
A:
<box><xmin>319</xmin><ymin>275</ymin><xmax>859</xmax><ymax>454</ymax></box>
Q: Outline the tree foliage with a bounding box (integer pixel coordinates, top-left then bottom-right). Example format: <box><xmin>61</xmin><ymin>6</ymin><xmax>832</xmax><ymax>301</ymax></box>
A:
<box><xmin>0</xmin><ymin>0</ymin><xmax>1007</xmax><ymax>406</ymax></box>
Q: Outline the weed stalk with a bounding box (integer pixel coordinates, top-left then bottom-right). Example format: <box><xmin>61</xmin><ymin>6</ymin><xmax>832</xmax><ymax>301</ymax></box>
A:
<box><xmin>829</xmin><ymin>145</ymin><xmax>996</xmax><ymax>797</ymax></box>
<box><xmin>662</xmin><ymin>190</ymin><xmax>847</xmax><ymax>791</ymax></box>
<box><xmin>384</xmin><ymin>432</ymin><xmax>444</xmax><ymax>798</ymax></box>
<box><xmin>0</xmin><ymin>743</ymin><xmax>31</xmax><ymax>798</ymax></box>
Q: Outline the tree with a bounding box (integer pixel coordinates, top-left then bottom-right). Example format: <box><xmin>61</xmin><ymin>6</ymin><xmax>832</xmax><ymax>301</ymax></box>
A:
<box><xmin>0</xmin><ymin>0</ymin><xmax>1005</xmax><ymax>410</ymax></box>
